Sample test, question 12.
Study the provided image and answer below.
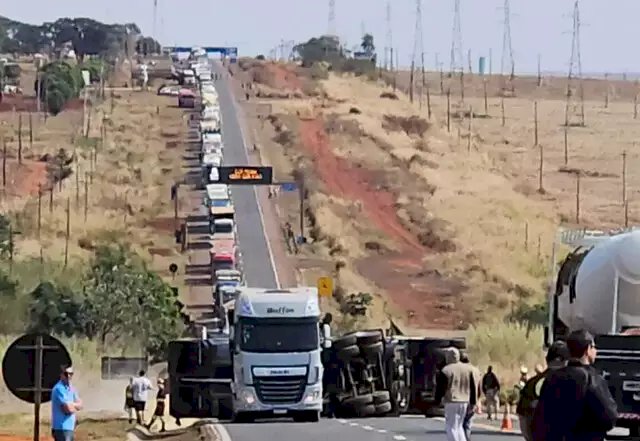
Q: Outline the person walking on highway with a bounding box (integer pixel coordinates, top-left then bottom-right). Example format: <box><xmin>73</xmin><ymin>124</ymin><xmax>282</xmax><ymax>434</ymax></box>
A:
<box><xmin>124</xmin><ymin>377</ymin><xmax>135</xmax><ymax>423</ymax></box>
<box><xmin>131</xmin><ymin>370</ymin><xmax>153</xmax><ymax>425</ymax></box>
<box><xmin>460</xmin><ymin>352</ymin><xmax>482</xmax><ymax>441</ymax></box>
<box><xmin>51</xmin><ymin>365</ymin><xmax>83</xmax><ymax>441</ymax></box>
<box><xmin>532</xmin><ymin>330</ymin><xmax>618</xmax><ymax>441</ymax></box>
<box><xmin>146</xmin><ymin>378</ymin><xmax>167</xmax><ymax>432</ymax></box>
<box><xmin>436</xmin><ymin>347</ymin><xmax>475</xmax><ymax>441</ymax></box>
<box><xmin>481</xmin><ymin>366</ymin><xmax>500</xmax><ymax>420</ymax></box>
<box><xmin>516</xmin><ymin>341</ymin><xmax>569</xmax><ymax>441</ymax></box>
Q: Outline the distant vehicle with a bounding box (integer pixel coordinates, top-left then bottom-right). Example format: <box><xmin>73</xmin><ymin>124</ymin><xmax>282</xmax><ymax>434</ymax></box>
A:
<box><xmin>178</xmin><ymin>89</ymin><xmax>196</xmax><ymax>108</ymax></box>
<box><xmin>157</xmin><ymin>84</ymin><xmax>181</xmax><ymax>96</ymax></box>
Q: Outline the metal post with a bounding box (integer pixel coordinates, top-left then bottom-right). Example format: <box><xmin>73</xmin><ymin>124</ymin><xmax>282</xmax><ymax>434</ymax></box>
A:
<box><xmin>298</xmin><ymin>180</ymin><xmax>305</xmax><ymax>239</ymax></box>
<box><xmin>174</xmin><ymin>184</ymin><xmax>179</xmax><ymax>232</ymax></box>
<box><xmin>33</xmin><ymin>335</ymin><xmax>43</xmax><ymax>441</ymax></box>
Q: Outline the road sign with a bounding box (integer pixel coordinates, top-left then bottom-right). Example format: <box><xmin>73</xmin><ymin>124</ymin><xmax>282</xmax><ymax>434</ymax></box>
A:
<box><xmin>218</xmin><ymin>166</ymin><xmax>273</xmax><ymax>185</ymax></box>
<box><xmin>317</xmin><ymin>277</ymin><xmax>333</xmax><ymax>297</ymax></box>
<box><xmin>2</xmin><ymin>333</ymin><xmax>71</xmax><ymax>404</ymax></box>
<box><xmin>280</xmin><ymin>182</ymin><xmax>297</xmax><ymax>192</ymax></box>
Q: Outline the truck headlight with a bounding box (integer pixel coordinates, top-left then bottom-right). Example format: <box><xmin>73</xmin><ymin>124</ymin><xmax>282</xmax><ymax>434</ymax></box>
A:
<box><xmin>241</xmin><ymin>390</ymin><xmax>256</xmax><ymax>404</ymax></box>
<box><xmin>308</xmin><ymin>367</ymin><xmax>320</xmax><ymax>385</ymax></box>
<box><xmin>304</xmin><ymin>390</ymin><xmax>321</xmax><ymax>403</ymax></box>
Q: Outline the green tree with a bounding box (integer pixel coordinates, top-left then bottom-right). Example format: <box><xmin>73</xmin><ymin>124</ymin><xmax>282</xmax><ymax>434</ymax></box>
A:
<box><xmin>0</xmin><ymin>214</ymin><xmax>12</xmax><ymax>258</ymax></box>
<box><xmin>27</xmin><ymin>282</ymin><xmax>84</xmax><ymax>337</ymax></box>
<box><xmin>361</xmin><ymin>33</ymin><xmax>375</xmax><ymax>55</ymax></box>
<box><xmin>0</xmin><ymin>269</ymin><xmax>19</xmax><ymax>333</ymax></box>
<box><xmin>293</xmin><ymin>35</ymin><xmax>343</xmax><ymax>67</ymax></box>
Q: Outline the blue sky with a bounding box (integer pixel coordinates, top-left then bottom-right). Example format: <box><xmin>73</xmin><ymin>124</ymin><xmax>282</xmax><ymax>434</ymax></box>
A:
<box><xmin>3</xmin><ymin>0</ymin><xmax>639</xmax><ymax>74</ymax></box>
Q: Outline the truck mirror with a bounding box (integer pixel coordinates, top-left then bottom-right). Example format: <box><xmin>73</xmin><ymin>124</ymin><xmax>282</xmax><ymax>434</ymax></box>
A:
<box><xmin>322</xmin><ymin>323</ymin><xmax>332</xmax><ymax>349</ymax></box>
<box><xmin>543</xmin><ymin>326</ymin><xmax>550</xmax><ymax>348</ymax></box>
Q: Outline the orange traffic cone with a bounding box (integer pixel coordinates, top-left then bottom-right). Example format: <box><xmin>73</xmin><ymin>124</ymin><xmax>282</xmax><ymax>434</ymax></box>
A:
<box><xmin>501</xmin><ymin>404</ymin><xmax>513</xmax><ymax>431</ymax></box>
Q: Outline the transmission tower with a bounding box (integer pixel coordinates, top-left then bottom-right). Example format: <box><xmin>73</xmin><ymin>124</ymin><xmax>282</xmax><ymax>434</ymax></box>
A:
<box><xmin>411</xmin><ymin>0</ymin><xmax>425</xmax><ymax>105</ymax></box>
<box><xmin>384</xmin><ymin>1</ymin><xmax>393</xmax><ymax>70</ymax></box>
<box><xmin>449</xmin><ymin>0</ymin><xmax>463</xmax><ymax>73</ymax></box>
<box><xmin>328</xmin><ymin>0</ymin><xmax>336</xmax><ymax>36</ymax></box>
<box><xmin>500</xmin><ymin>0</ymin><xmax>515</xmax><ymax>91</ymax></box>
<box><xmin>152</xmin><ymin>0</ymin><xmax>158</xmax><ymax>40</ymax></box>
<box><xmin>565</xmin><ymin>0</ymin><xmax>585</xmax><ymax>126</ymax></box>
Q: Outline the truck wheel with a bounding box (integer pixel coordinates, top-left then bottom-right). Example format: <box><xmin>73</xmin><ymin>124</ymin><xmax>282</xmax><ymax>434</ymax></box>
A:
<box><xmin>333</xmin><ymin>334</ymin><xmax>358</xmax><ymax>350</ymax></box>
<box><xmin>337</xmin><ymin>345</ymin><xmax>360</xmax><ymax>361</ymax></box>
<box><xmin>355</xmin><ymin>403</ymin><xmax>376</xmax><ymax>417</ymax></box>
<box><xmin>373</xmin><ymin>391</ymin><xmax>390</xmax><ymax>404</ymax></box>
<box><xmin>343</xmin><ymin>393</ymin><xmax>374</xmax><ymax>407</ymax></box>
<box><xmin>375</xmin><ymin>401</ymin><xmax>392</xmax><ymax>415</ymax></box>
<box><xmin>361</xmin><ymin>342</ymin><xmax>384</xmax><ymax>356</ymax></box>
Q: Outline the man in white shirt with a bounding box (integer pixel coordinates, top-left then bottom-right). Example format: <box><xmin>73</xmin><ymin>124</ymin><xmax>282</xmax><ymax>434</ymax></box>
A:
<box><xmin>131</xmin><ymin>370</ymin><xmax>153</xmax><ymax>425</ymax></box>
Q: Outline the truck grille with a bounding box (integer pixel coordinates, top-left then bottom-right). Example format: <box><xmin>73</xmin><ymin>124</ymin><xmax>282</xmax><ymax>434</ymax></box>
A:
<box><xmin>254</xmin><ymin>375</ymin><xmax>306</xmax><ymax>404</ymax></box>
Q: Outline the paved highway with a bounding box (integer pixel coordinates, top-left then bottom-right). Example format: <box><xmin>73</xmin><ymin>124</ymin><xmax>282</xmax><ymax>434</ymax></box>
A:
<box><xmin>207</xmin><ymin>62</ymin><xmax>521</xmax><ymax>441</ymax></box>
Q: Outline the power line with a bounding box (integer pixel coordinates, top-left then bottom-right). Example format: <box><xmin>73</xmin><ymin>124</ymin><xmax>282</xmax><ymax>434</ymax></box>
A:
<box><xmin>328</xmin><ymin>0</ymin><xmax>336</xmax><ymax>36</ymax></box>
<box><xmin>500</xmin><ymin>0</ymin><xmax>515</xmax><ymax>92</ymax></box>
<box><xmin>152</xmin><ymin>0</ymin><xmax>158</xmax><ymax>41</ymax></box>
<box><xmin>412</xmin><ymin>0</ymin><xmax>425</xmax><ymax>107</ymax></box>
<box><xmin>450</xmin><ymin>0</ymin><xmax>463</xmax><ymax>73</ymax></box>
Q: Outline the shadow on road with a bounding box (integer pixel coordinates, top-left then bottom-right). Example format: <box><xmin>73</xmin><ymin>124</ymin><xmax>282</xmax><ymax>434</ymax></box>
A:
<box><xmin>185</xmin><ymin>264</ymin><xmax>212</xmax><ymax>275</ymax></box>
<box><xmin>184</xmin><ymin>276</ymin><xmax>213</xmax><ymax>286</ymax></box>
<box><xmin>187</xmin><ymin>241</ymin><xmax>212</xmax><ymax>250</ymax></box>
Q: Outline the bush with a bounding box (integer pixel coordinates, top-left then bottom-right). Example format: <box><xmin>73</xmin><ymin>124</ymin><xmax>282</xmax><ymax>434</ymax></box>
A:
<box><xmin>36</xmin><ymin>61</ymin><xmax>84</xmax><ymax>115</ymax></box>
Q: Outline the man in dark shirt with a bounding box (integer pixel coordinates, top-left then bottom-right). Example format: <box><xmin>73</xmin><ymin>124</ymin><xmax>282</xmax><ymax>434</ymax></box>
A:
<box><xmin>532</xmin><ymin>330</ymin><xmax>618</xmax><ymax>441</ymax></box>
<box><xmin>146</xmin><ymin>379</ymin><xmax>167</xmax><ymax>432</ymax></box>
<box><xmin>516</xmin><ymin>340</ymin><xmax>569</xmax><ymax>441</ymax></box>
<box><xmin>481</xmin><ymin>366</ymin><xmax>500</xmax><ymax>420</ymax></box>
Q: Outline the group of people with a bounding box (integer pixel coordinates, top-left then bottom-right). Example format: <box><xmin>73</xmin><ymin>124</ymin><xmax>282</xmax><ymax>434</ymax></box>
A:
<box><xmin>437</xmin><ymin>329</ymin><xmax>618</xmax><ymax>441</ymax></box>
<box><xmin>124</xmin><ymin>370</ymin><xmax>168</xmax><ymax>432</ymax></box>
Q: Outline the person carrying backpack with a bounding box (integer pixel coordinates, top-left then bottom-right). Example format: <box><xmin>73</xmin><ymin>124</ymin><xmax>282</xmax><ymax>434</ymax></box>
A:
<box><xmin>516</xmin><ymin>341</ymin><xmax>569</xmax><ymax>441</ymax></box>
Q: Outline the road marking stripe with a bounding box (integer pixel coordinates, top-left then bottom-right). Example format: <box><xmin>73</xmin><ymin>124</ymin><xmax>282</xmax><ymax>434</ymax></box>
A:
<box><xmin>377</xmin><ymin>429</ymin><xmax>387</xmax><ymax>433</ymax></box>
<box><xmin>362</xmin><ymin>425</ymin><xmax>373</xmax><ymax>430</ymax></box>
<box><xmin>392</xmin><ymin>436</ymin><xmax>406</xmax><ymax>440</ymax></box>
<box><xmin>349</xmin><ymin>422</ymin><xmax>359</xmax><ymax>426</ymax></box>
<box><xmin>337</xmin><ymin>419</ymin><xmax>347</xmax><ymax>423</ymax></box>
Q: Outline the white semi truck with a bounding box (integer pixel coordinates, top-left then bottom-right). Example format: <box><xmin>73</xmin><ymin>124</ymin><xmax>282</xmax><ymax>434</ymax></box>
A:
<box><xmin>229</xmin><ymin>287</ymin><xmax>328</xmax><ymax>422</ymax></box>
<box><xmin>547</xmin><ymin>228</ymin><xmax>640</xmax><ymax>437</ymax></box>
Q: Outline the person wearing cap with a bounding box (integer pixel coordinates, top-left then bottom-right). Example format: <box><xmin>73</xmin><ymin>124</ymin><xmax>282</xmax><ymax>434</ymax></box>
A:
<box><xmin>51</xmin><ymin>365</ymin><xmax>83</xmax><ymax>441</ymax></box>
<box><xmin>146</xmin><ymin>378</ymin><xmax>167</xmax><ymax>432</ymax></box>
<box><xmin>516</xmin><ymin>341</ymin><xmax>569</xmax><ymax>441</ymax></box>
<box><xmin>532</xmin><ymin>330</ymin><xmax>618</xmax><ymax>441</ymax></box>
<box><xmin>436</xmin><ymin>347</ymin><xmax>476</xmax><ymax>441</ymax></box>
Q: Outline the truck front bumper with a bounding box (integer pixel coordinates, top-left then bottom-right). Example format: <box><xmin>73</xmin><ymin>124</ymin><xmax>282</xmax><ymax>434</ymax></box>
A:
<box><xmin>233</xmin><ymin>383</ymin><xmax>323</xmax><ymax>413</ymax></box>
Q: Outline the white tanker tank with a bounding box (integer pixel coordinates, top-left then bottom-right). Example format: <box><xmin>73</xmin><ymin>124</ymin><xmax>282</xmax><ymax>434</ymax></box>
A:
<box><xmin>555</xmin><ymin>228</ymin><xmax>640</xmax><ymax>336</ymax></box>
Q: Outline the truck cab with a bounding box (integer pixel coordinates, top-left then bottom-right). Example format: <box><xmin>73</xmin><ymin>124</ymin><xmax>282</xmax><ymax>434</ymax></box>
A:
<box><xmin>230</xmin><ymin>287</ymin><xmax>326</xmax><ymax>422</ymax></box>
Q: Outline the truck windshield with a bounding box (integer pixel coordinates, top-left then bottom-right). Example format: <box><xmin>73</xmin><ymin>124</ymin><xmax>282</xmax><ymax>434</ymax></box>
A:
<box><xmin>215</xmin><ymin>222</ymin><xmax>233</xmax><ymax>234</ymax></box>
<box><xmin>238</xmin><ymin>317</ymin><xmax>319</xmax><ymax>353</ymax></box>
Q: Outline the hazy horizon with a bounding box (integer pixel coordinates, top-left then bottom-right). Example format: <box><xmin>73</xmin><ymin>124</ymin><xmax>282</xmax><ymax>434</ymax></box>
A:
<box><xmin>3</xmin><ymin>0</ymin><xmax>640</xmax><ymax>75</ymax></box>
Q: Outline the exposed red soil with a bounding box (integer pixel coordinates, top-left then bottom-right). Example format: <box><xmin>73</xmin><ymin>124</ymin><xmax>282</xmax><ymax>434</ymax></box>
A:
<box><xmin>257</xmin><ymin>63</ymin><xmax>303</xmax><ymax>91</ymax></box>
<box><xmin>2</xmin><ymin>160</ymin><xmax>49</xmax><ymax>197</ymax></box>
<box><xmin>0</xmin><ymin>435</ymin><xmax>33</xmax><ymax>441</ymax></box>
<box><xmin>0</xmin><ymin>94</ymin><xmax>38</xmax><ymax>112</ymax></box>
<box><xmin>298</xmin><ymin>118</ymin><xmax>464</xmax><ymax>329</ymax></box>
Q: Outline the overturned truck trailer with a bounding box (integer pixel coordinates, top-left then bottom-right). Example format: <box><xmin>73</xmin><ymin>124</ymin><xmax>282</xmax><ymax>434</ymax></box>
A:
<box><xmin>322</xmin><ymin>328</ymin><xmax>466</xmax><ymax>418</ymax></box>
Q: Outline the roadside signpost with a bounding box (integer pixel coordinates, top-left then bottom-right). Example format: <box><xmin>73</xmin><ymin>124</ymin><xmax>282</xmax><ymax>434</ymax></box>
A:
<box><xmin>317</xmin><ymin>277</ymin><xmax>334</xmax><ymax>297</ymax></box>
<box><xmin>2</xmin><ymin>333</ymin><xmax>71</xmax><ymax>441</ymax></box>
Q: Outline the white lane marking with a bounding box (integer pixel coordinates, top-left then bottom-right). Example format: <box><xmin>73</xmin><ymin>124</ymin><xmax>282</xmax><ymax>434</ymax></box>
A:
<box><xmin>337</xmin><ymin>419</ymin><xmax>348</xmax><ymax>423</ymax></box>
<box><xmin>362</xmin><ymin>425</ymin><xmax>373</xmax><ymax>430</ymax></box>
<box><xmin>377</xmin><ymin>429</ymin><xmax>387</xmax><ymax>433</ymax></box>
<box><xmin>393</xmin><ymin>436</ymin><xmax>406</xmax><ymax>440</ymax></box>
<box><xmin>219</xmin><ymin>62</ymin><xmax>280</xmax><ymax>288</ymax></box>
<box><xmin>349</xmin><ymin>422</ymin><xmax>359</xmax><ymax>427</ymax></box>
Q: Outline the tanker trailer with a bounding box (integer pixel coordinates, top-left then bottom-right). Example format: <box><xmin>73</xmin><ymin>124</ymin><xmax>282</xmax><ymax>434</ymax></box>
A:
<box><xmin>546</xmin><ymin>228</ymin><xmax>640</xmax><ymax>437</ymax></box>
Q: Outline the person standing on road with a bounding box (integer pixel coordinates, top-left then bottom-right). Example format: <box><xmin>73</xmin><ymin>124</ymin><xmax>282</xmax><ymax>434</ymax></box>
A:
<box><xmin>131</xmin><ymin>370</ymin><xmax>153</xmax><ymax>425</ymax></box>
<box><xmin>460</xmin><ymin>352</ymin><xmax>482</xmax><ymax>441</ymax></box>
<box><xmin>124</xmin><ymin>377</ymin><xmax>135</xmax><ymax>423</ymax></box>
<box><xmin>436</xmin><ymin>347</ymin><xmax>475</xmax><ymax>441</ymax></box>
<box><xmin>481</xmin><ymin>366</ymin><xmax>500</xmax><ymax>420</ymax></box>
<box><xmin>516</xmin><ymin>340</ymin><xmax>569</xmax><ymax>441</ymax></box>
<box><xmin>532</xmin><ymin>330</ymin><xmax>618</xmax><ymax>441</ymax></box>
<box><xmin>51</xmin><ymin>365</ymin><xmax>83</xmax><ymax>441</ymax></box>
<box><xmin>146</xmin><ymin>378</ymin><xmax>167</xmax><ymax>432</ymax></box>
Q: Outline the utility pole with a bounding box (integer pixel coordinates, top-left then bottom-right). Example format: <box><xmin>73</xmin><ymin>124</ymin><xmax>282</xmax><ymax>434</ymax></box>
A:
<box><xmin>411</xmin><ymin>0</ymin><xmax>425</xmax><ymax>108</ymax></box>
<box><xmin>384</xmin><ymin>1</ymin><xmax>393</xmax><ymax>71</ymax></box>
<box><xmin>327</xmin><ymin>0</ymin><xmax>336</xmax><ymax>36</ymax></box>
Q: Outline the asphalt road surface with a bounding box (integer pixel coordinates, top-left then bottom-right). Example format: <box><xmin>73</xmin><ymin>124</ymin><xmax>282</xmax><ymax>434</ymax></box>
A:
<box><xmin>205</xmin><ymin>61</ymin><xmax>523</xmax><ymax>441</ymax></box>
<box><xmin>211</xmin><ymin>62</ymin><xmax>278</xmax><ymax>289</ymax></box>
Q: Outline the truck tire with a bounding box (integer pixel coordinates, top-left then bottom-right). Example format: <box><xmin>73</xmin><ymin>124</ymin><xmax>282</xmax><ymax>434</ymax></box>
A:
<box><xmin>373</xmin><ymin>391</ymin><xmax>390</xmax><ymax>404</ymax></box>
<box><xmin>343</xmin><ymin>393</ymin><xmax>374</xmax><ymax>407</ymax></box>
<box><xmin>355</xmin><ymin>331</ymin><xmax>383</xmax><ymax>346</ymax></box>
<box><xmin>361</xmin><ymin>342</ymin><xmax>384</xmax><ymax>356</ymax></box>
<box><xmin>375</xmin><ymin>401</ymin><xmax>392</xmax><ymax>415</ymax></box>
<box><xmin>337</xmin><ymin>345</ymin><xmax>360</xmax><ymax>361</ymax></box>
<box><xmin>355</xmin><ymin>403</ymin><xmax>376</xmax><ymax>417</ymax></box>
<box><xmin>333</xmin><ymin>334</ymin><xmax>358</xmax><ymax>350</ymax></box>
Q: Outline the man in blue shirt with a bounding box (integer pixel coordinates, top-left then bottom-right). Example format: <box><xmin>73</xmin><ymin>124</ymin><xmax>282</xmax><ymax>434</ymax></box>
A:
<box><xmin>51</xmin><ymin>365</ymin><xmax>83</xmax><ymax>441</ymax></box>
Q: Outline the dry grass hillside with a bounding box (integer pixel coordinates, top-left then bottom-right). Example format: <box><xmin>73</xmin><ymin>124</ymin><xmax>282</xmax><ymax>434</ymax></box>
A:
<box><xmin>0</xmin><ymin>63</ymin><xmax>186</xmax><ymax>412</ymax></box>
<box><xmin>229</xmin><ymin>58</ymin><xmax>639</xmax><ymax>379</ymax></box>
